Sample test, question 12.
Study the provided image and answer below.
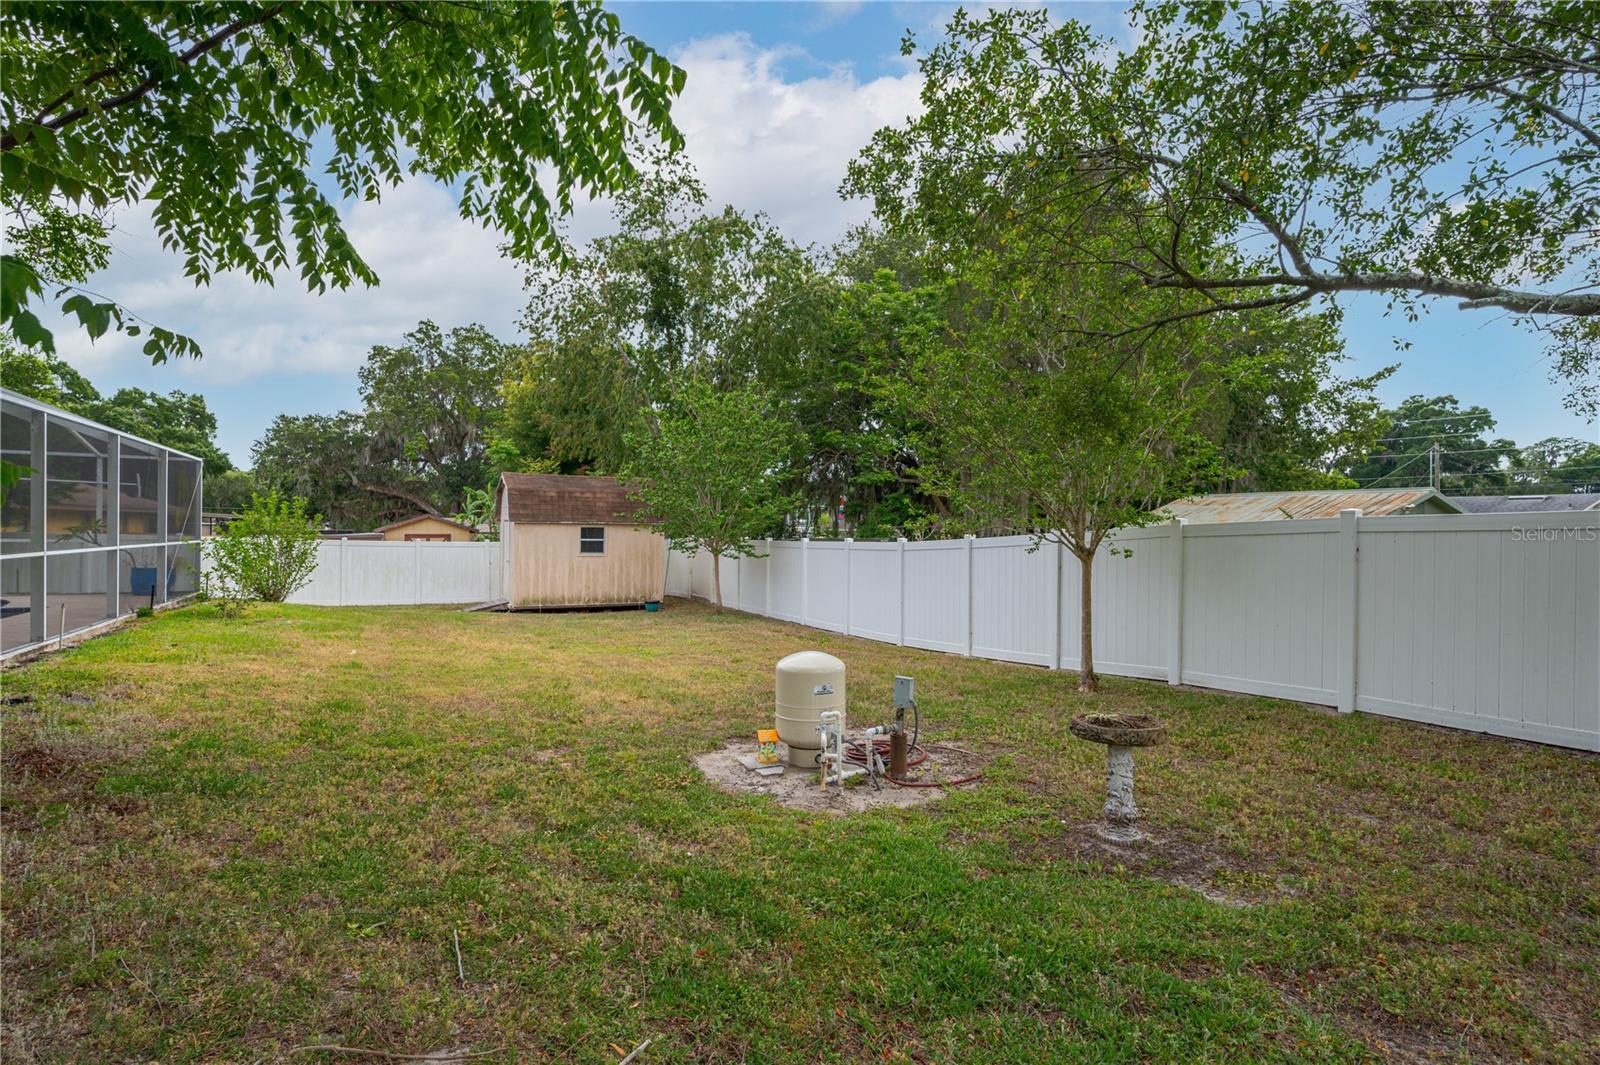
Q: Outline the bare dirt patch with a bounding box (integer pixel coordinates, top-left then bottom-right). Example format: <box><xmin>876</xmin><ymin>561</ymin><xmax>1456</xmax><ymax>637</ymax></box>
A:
<box><xmin>1037</xmin><ymin>820</ymin><xmax>1284</xmax><ymax>908</ymax></box>
<box><xmin>694</xmin><ymin>738</ymin><xmax>984</xmax><ymax>815</ymax></box>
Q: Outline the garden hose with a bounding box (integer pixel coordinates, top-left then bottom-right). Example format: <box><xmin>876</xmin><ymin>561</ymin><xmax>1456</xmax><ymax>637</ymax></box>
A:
<box><xmin>841</xmin><ymin>702</ymin><xmax>985</xmax><ymax>787</ymax></box>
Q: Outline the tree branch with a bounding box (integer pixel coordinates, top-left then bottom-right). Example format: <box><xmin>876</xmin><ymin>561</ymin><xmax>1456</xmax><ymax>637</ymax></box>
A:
<box><xmin>2</xmin><ymin>4</ymin><xmax>285</xmax><ymax>153</ymax></box>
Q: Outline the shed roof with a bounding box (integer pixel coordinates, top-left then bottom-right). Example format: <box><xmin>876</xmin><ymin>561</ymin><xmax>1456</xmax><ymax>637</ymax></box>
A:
<box><xmin>1449</xmin><ymin>493</ymin><xmax>1600</xmax><ymax>514</ymax></box>
<box><xmin>497</xmin><ymin>473</ymin><xmax>654</xmax><ymax>525</ymax></box>
<box><xmin>1160</xmin><ymin>488</ymin><xmax>1463</xmax><ymax>523</ymax></box>
<box><xmin>373</xmin><ymin>514</ymin><xmax>478</xmax><ymax>535</ymax></box>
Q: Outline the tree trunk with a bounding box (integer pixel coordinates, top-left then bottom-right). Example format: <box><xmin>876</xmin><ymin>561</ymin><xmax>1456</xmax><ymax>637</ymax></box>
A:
<box><xmin>1077</xmin><ymin>549</ymin><xmax>1098</xmax><ymax>693</ymax></box>
<box><xmin>711</xmin><ymin>551</ymin><xmax>723</xmax><ymax>612</ymax></box>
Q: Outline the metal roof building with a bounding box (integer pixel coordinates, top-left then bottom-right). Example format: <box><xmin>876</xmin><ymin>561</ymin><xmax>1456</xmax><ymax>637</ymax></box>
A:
<box><xmin>2</xmin><ymin>388</ymin><xmax>204</xmax><ymax>657</ymax></box>
<box><xmin>1160</xmin><ymin>488</ymin><xmax>1463</xmax><ymax>524</ymax></box>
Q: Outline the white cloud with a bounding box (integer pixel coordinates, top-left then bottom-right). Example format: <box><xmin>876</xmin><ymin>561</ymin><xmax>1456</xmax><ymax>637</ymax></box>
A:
<box><xmin>51</xmin><ymin>178</ymin><xmax>528</xmax><ymax>387</ymax></box>
<box><xmin>45</xmin><ymin>32</ymin><xmax>923</xmax><ymax>392</ymax></box>
<box><xmin>666</xmin><ymin>33</ymin><xmax>922</xmax><ymax>248</ymax></box>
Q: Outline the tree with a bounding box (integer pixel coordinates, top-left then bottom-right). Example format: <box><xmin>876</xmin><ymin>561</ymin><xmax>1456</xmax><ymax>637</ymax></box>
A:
<box><xmin>774</xmin><ymin>266</ymin><xmax>947</xmax><ymax>538</ymax></box>
<box><xmin>854</xmin><ymin>5</ymin><xmax>1600</xmax><ymax>411</ymax></box>
<box><xmin>1347</xmin><ymin>395</ymin><xmax>1517</xmax><ymax>492</ymax></box>
<box><xmin>1512</xmin><ymin>437</ymin><xmax>1600</xmax><ymax>492</ymax></box>
<box><xmin>891</xmin><ymin>263</ymin><xmax>1222</xmax><ymax>693</ymax></box>
<box><xmin>203</xmin><ymin>489</ymin><xmax>321</xmax><ymax>609</ymax></box>
<box><xmin>250</xmin><ymin>322</ymin><xmax>519</xmax><ymax>525</ymax></box>
<box><xmin>516</xmin><ymin>155</ymin><xmax>821</xmax><ymax>471</ymax></box>
<box><xmin>1203</xmin><ymin>310</ymin><xmax>1394</xmax><ymax>492</ymax></box>
<box><xmin>251</xmin><ymin>411</ymin><xmax>390</xmax><ymax>529</ymax></box>
<box><xmin>849</xmin><ymin>13</ymin><xmax>1244</xmax><ymax>691</ymax></box>
<box><xmin>358</xmin><ymin>320</ymin><xmax>514</xmax><ymax>512</ymax></box>
<box><xmin>620</xmin><ymin>379</ymin><xmax>799</xmax><ymax>611</ymax></box>
<box><xmin>1</xmin><ymin>1</ymin><xmax>685</xmax><ymax>363</ymax></box>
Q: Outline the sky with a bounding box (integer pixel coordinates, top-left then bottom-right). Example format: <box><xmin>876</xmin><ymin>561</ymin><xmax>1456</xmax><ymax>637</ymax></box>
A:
<box><xmin>37</xmin><ymin>0</ymin><xmax>1599</xmax><ymax>467</ymax></box>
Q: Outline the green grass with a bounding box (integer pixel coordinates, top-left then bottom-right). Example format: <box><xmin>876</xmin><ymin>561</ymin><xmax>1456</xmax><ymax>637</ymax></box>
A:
<box><xmin>2</xmin><ymin>600</ymin><xmax>1596</xmax><ymax>1063</ymax></box>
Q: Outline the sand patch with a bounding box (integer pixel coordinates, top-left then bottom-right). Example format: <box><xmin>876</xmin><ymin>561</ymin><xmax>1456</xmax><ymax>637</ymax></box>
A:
<box><xmin>694</xmin><ymin>738</ymin><xmax>983</xmax><ymax>815</ymax></box>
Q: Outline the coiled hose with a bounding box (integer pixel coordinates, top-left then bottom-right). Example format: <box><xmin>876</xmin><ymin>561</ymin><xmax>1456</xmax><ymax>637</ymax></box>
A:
<box><xmin>842</xmin><ymin>703</ymin><xmax>984</xmax><ymax>787</ymax></box>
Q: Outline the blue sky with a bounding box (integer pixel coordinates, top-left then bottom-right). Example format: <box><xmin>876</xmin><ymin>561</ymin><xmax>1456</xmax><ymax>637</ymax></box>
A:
<box><xmin>40</xmin><ymin>1</ymin><xmax>1596</xmax><ymax>466</ymax></box>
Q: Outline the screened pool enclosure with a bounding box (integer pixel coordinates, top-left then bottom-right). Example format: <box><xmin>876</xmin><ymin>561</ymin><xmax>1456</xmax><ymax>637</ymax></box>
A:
<box><xmin>1</xmin><ymin>389</ymin><xmax>203</xmax><ymax>658</ymax></box>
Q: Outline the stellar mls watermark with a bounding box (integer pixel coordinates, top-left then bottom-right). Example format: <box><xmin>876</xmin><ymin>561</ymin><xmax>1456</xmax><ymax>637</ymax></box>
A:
<box><xmin>1510</xmin><ymin>525</ymin><xmax>1598</xmax><ymax>542</ymax></box>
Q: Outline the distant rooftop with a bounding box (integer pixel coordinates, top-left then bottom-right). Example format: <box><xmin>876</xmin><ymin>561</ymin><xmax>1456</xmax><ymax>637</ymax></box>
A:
<box><xmin>1160</xmin><ymin>488</ymin><xmax>1463</xmax><ymax>524</ymax></box>
<box><xmin>1449</xmin><ymin>493</ymin><xmax>1600</xmax><ymax>514</ymax></box>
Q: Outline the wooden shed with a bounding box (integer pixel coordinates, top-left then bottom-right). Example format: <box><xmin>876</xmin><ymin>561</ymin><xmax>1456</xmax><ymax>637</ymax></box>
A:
<box><xmin>496</xmin><ymin>473</ymin><xmax>665</xmax><ymax>609</ymax></box>
<box><xmin>374</xmin><ymin>514</ymin><xmax>478</xmax><ymax>542</ymax></box>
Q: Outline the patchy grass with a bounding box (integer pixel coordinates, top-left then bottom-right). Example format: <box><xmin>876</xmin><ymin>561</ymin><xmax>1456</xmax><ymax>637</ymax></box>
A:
<box><xmin>2</xmin><ymin>600</ymin><xmax>1596</xmax><ymax>1063</ymax></box>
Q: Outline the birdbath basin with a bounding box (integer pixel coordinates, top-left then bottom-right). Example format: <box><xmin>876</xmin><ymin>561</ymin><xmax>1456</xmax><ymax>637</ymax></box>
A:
<box><xmin>1069</xmin><ymin>713</ymin><xmax>1167</xmax><ymax>842</ymax></box>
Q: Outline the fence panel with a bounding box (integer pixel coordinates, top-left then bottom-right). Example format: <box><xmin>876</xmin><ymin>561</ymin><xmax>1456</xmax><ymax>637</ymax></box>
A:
<box><xmin>847</xmin><ymin>541</ymin><xmax>902</xmax><ymax>644</ymax></box>
<box><xmin>286</xmin><ymin>540</ymin><xmax>501</xmax><ymax>606</ymax></box>
<box><xmin>1356</xmin><ymin>514</ymin><xmax>1600</xmax><ymax>749</ymax></box>
<box><xmin>667</xmin><ymin>512</ymin><xmax>1598</xmax><ymax>752</ymax></box>
<box><xmin>972</xmin><ymin>536</ymin><xmax>1055</xmax><ymax>666</ymax></box>
<box><xmin>1179</xmin><ymin>522</ymin><xmax>1342</xmax><ymax>703</ymax></box>
<box><xmin>902</xmin><ymin>540</ymin><xmax>968</xmax><ymax>654</ymax></box>
<box><xmin>663</xmin><ymin>549</ymin><xmax>691</xmax><ymax>598</ymax></box>
<box><xmin>738</xmin><ymin>550</ymin><xmax>768</xmax><ymax>615</ymax></box>
<box><xmin>804</xmin><ymin>541</ymin><xmax>849</xmax><ymax>633</ymax></box>
<box><xmin>768</xmin><ymin>541</ymin><xmax>804</xmax><ymax>622</ymax></box>
<box><xmin>1059</xmin><ymin>526</ymin><xmax>1172</xmax><ymax>680</ymax></box>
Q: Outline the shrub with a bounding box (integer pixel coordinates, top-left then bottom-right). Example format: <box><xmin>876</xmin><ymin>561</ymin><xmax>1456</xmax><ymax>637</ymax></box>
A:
<box><xmin>202</xmin><ymin>491</ymin><xmax>322</xmax><ymax>610</ymax></box>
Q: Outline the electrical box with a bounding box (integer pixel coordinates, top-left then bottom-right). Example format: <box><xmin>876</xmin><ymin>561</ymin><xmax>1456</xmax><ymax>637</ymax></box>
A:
<box><xmin>893</xmin><ymin>675</ymin><xmax>916</xmax><ymax>709</ymax></box>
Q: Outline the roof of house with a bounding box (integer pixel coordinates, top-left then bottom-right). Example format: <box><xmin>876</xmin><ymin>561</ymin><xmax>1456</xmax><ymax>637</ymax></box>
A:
<box><xmin>1448</xmin><ymin>493</ymin><xmax>1600</xmax><ymax>514</ymax></box>
<box><xmin>496</xmin><ymin>473</ymin><xmax>655</xmax><ymax>525</ymax></box>
<box><xmin>372</xmin><ymin>514</ymin><xmax>477</xmax><ymax>535</ymax></box>
<box><xmin>1160</xmin><ymin>487</ymin><xmax>1464</xmax><ymax>524</ymax></box>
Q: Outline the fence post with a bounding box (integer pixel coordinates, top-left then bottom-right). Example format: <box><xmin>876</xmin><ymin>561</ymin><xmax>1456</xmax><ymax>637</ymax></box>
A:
<box><xmin>338</xmin><ymin>537</ymin><xmax>348</xmax><ymax>606</ymax></box>
<box><xmin>414</xmin><ymin>538</ymin><xmax>423</xmax><ymax>604</ymax></box>
<box><xmin>1337</xmin><ymin>508</ymin><xmax>1361</xmax><ymax>713</ymax></box>
<box><xmin>800</xmin><ymin>537</ymin><xmax>810</xmax><ymax>627</ymax></box>
<box><xmin>1167</xmin><ymin>518</ymin><xmax>1187</xmax><ymax>685</ymax></box>
<box><xmin>896</xmin><ymin>537</ymin><xmax>907</xmax><ymax>647</ymax></box>
<box><xmin>1049</xmin><ymin>537</ymin><xmax>1062</xmax><ymax>670</ymax></box>
<box><xmin>843</xmin><ymin>538</ymin><xmax>853</xmax><ymax>636</ymax></box>
<box><xmin>964</xmin><ymin>534</ymin><xmax>976</xmax><ymax>657</ymax></box>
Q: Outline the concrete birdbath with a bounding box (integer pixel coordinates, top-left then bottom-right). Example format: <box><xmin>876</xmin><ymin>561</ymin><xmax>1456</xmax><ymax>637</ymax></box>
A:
<box><xmin>1069</xmin><ymin>713</ymin><xmax>1168</xmax><ymax>843</ymax></box>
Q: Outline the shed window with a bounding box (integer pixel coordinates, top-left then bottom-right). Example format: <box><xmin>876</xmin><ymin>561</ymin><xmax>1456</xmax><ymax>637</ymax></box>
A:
<box><xmin>579</xmin><ymin>526</ymin><xmax>605</xmax><ymax>554</ymax></box>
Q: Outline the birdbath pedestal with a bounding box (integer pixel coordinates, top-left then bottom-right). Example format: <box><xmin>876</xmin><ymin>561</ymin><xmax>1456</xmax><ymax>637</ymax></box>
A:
<box><xmin>1069</xmin><ymin>713</ymin><xmax>1168</xmax><ymax>843</ymax></box>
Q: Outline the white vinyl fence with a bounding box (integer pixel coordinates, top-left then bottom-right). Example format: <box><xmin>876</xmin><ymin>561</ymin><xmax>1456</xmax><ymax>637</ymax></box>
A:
<box><xmin>667</xmin><ymin>511</ymin><xmax>1600</xmax><ymax>752</ymax></box>
<box><xmin>278</xmin><ymin>539</ymin><xmax>502</xmax><ymax>606</ymax></box>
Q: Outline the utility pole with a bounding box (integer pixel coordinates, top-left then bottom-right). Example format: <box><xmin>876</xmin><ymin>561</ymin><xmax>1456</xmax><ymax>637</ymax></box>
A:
<box><xmin>1429</xmin><ymin>442</ymin><xmax>1441</xmax><ymax>491</ymax></box>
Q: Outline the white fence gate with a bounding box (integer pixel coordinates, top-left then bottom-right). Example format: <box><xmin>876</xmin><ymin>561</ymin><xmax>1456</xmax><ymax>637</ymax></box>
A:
<box><xmin>667</xmin><ymin>511</ymin><xmax>1600</xmax><ymax>752</ymax></box>
<box><xmin>283</xmin><ymin>539</ymin><xmax>501</xmax><ymax>606</ymax></box>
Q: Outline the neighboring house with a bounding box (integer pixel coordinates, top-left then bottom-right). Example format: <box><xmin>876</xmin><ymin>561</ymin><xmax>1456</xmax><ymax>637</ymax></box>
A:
<box><xmin>1161</xmin><ymin>488</ymin><xmax>1464</xmax><ymax>524</ymax></box>
<box><xmin>496</xmin><ymin>473</ymin><xmax>664</xmax><ymax>609</ymax></box>
<box><xmin>373</xmin><ymin>514</ymin><xmax>478</xmax><ymax>542</ymax></box>
<box><xmin>1449</xmin><ymin>493</ymin><xmax>1600</xmax><ymax>514</ymax></box>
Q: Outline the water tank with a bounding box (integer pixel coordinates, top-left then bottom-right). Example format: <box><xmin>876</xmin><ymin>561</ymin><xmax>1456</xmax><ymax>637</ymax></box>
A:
<box><xmin>775</xmin><ymin>651</ymin><xmax>846</xmax><ymax>768</ymax></box>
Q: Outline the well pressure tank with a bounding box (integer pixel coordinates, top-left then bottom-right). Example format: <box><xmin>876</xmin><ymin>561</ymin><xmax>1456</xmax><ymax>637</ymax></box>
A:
<box><xmin>775</xmin><ymin>651</ymin><xmax>846</xmax><ymax>768</ymax></box>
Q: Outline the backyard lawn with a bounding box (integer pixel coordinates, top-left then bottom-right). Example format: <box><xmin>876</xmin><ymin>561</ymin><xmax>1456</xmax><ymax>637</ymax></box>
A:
<box><xmin>2</xmin><ymin>600</ymin><xmax>1596</xmax><ymax>1063</ymax></box>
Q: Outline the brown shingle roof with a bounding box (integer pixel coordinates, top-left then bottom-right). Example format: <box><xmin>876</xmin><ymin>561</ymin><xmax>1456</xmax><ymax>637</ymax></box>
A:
<box><xmin>497</xmin><ymin>473</ymin><xmax>654</xmax><ymax>525</ymax></box>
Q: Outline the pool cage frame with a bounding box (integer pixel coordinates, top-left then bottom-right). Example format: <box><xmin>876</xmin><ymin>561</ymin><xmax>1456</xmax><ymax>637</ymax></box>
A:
<box><xmin>2</xmin><ymin>388</ymin><xmax>205</xmax><ymax>659</ymax></box>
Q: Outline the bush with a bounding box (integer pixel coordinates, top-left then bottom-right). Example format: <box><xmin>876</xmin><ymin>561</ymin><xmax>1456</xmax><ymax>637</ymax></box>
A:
<box><xmin>202</xmin><ymin>491</ymin><xmax>322</xmax><ymax>611</ymax></box>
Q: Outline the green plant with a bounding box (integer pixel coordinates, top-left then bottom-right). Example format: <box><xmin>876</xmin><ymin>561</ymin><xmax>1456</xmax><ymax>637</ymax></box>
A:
<box><xmin>621</xmin><ymin>379</ymin><xmax>800</xmax><ymax>610</ymax></box>
<box><xmin>453</xmin><ymin>485</ymin><xmax>498</xmax><ymax>542</ymax></box>
<box><xmin>133</xmin><ymin>606</ymin><xmax>152</xmax><ymax>619</ymax></box>
<box><xmin>202</xmin><ymin>490</ymin><xmax>322</xmax><ymax>609</ymax></box>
